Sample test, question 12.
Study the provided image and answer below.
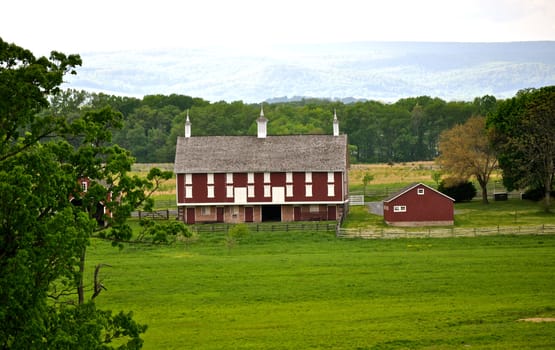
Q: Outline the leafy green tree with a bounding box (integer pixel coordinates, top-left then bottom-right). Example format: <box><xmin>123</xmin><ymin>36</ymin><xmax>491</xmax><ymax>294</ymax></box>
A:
<box><xmin>0</xmin><ymin>38</ymin><xmax>165</xmax><ymax>348</ymax></box>
<box><xmin>488</xmin><ymin>86</ymin><xmax>555</xmax><ymax>211</ymax></box>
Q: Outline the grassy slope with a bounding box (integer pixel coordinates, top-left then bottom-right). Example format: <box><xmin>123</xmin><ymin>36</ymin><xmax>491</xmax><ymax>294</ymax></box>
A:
<box><xmin>88</xmin><ymin>233</ymin><xmax>555</xmax><ymax>349</ymax></box>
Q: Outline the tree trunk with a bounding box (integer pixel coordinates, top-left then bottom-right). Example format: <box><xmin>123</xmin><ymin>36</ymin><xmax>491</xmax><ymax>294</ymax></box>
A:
<box><xmin>77</xmin><ymin>248</ymin><xmax>86</xmax><ymax>305</ymax></box>
<box><xmin>479</xmin><ymin>180</ymin><xmax>489</xmax><ymax>204</ymax></box>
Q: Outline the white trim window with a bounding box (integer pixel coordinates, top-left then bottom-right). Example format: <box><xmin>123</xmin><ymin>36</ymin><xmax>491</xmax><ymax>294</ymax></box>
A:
<box><xmin>327</xmin><ymin>184</ymin><xmax>335</xmax><ymax>197</ymax></box>
<box><xmin>207</xmin><ymin>185</ymin><xmax>214</xmax><ymax>198</ymax></box>
<box><xmin>248</xmin><ymin>172</ymin><xmax>254</xmax><ymax>184</ymax></box>
<box><xmin>286</xmin><ymin>184</ymin><xmax>293</xmax><ymax>197</ymax></box>
<box><xmin>286</xmin><ymin>172</ymin><xmax>293</xmax><ymax>183</ymax></box>
<box><xmin>207</xmin><ymin>173</ymin><xmax>214</xmax><ymax>185</ymax></box>
<box><xmin>201</xmin><ymin>207</ymin><xmax>211</xmax><ymax>216</ymax></box>
<box><xmin>417</xmin><ymin>188</ymin><xmax>425</xmax><ymax>195</ymax></box>
<box><xmin>264</xmin><ymin>185</ymin><xmax>271</xmax><ymax>197</ymax></box>
<box><xmin>248</xmin><ymin>185</ymin><xmax>255</xmax><ymax>198</ymax></box>
<box><xmin>226</xmin><ymin>185</ymin><xmax>234</xmax><ymax>198</ymax></box>
<box><xmin>305</xmin><ymin>184</ymin><xmax>313</xmax><ymax>197</ymax></box>
<box><xmin>305</xmin><ymin>172</ymin><xmax>312</xmax><ymax>183</ymax></box>
<box><xmin>185</xmin><ymin>174</ymin><xmax>192</xmax><ymax>185</ymax></box>
<box><xmin>185</xmin><ymin>185</ymin><xmax>193</xmax><ymax>199</ymax></box>
<box><xmin>226</xmin><ymin>173</ymin><xmax>233</xmax><ymax>184</ymax></box>
<box><xmin>393</xmin><ymin>205</ymin><xmax>407</xmax><ymax>212</ymax></box>
<box><xmin>264</xmin><ymin>172</ymin><xmax>271</xmax><ymax>183</ymax></box>
<box><xmin>309</xmin><ymin>205</ymin><xmax>320</xmax><ymax>213</ymax></box>
<box><xmin>327</xmin><ymin>172</ymin><xmax>334</xmax><ymax>183</ymax></box>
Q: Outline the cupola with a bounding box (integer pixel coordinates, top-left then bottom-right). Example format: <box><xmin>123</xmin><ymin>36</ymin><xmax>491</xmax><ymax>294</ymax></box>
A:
<box><xmin>257</xmin><ymin>104</ymin><xmax>268</xmax><ymax>138</ymax></box>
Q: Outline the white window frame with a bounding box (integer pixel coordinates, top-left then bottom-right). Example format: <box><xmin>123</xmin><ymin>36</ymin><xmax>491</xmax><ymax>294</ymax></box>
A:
<box><xmin>327</xmin><ymin>184</ymin><xmax>335</xmax><ymax>197</ymax></box>
<box><xmin>309</xmin><ymin>204</ymin><xmax>319</xmax><ymax>213</ymax></box>
<box><xmin>226</xmin><ymin>173</ymin><xmax>233</xmax><ymax>184</ymax></box>
<box><xmin>305</xmin><ymin>172</ymin><xmax>312</xmax><ymax>183</ymax></box>
<box><xmin>185</xmin><ymin>173</ymin><xmax>192</xmax><ymax>185</ymax></box>
<box><xmin>305</xmin><ymin>184</ymin><xmax>313</xmax><ymax>197</ymax></box>
<box><xmin>417</xmin><ymin>188</ymin><xmax>425</xmax><ymax>195</ymax></box>
<box><xmin>185</xmin><ymin>185</ymin><xmax>193</xmax><ymax>199</ymax></box>
<box><xmin>327</xmin><ymin>172</ymin><xmax>334</xmax><ymax>183</ymax></box>
<box><xmin>226</xmin><ymin>185</ymin><xmax>234</xmax><ymax>198</ymax></box>
<box><xmin>248</xmin><ymin>172</ymin><xmax>254</xmax><ymax>184</ymax></box>
<box><xmin>207</xmin><ymin>185</ymin><xmax>214</xmax><ymax>198</ymax></box>
<box><xmin>393</xmin><ymin>205</ymin><xmax>407</xmax><ymax>213</ymax></box>
<box><xmin>264</xmin><ymin>172</ymin><xmax>271</xmax><ymax>183</ymax></box>
<box><xmin>264</xmin><ymin>185</ymin><xmax>271</xmax><ymax>197</ymax></box>
<box><xmin>286</xmin><ymin>172</ymin><xmax>293</xmax><ymax>183</ymax></box>
<box><xmin>286</xmin><ymin>184</ymin><xmax>293</xmax><ymax>197</ymax></box>
<box><xmin>207</xmin><ymin>173</ymin><xmax>214</xmax><ymax>185</ymax></box>
<box><xmin>81</xmin><ymin>181</ymin><xmax>88</xmax><ymax>192</ymax></box>
<box><xmin>248</xmin><ymin>185</ymin><xmax>255</xmax><ymax>198</ymax></box>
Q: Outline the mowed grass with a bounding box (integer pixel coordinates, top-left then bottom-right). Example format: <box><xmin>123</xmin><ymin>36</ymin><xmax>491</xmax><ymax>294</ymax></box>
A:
<box><xmin>87</xmin><ymin>232</ymin><xmax>555</xmax><ymax>349</ymax></box>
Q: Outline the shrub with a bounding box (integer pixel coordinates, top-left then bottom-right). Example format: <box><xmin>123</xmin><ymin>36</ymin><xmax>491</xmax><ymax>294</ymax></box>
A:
<box><xmin>522</xmin><ymin>187</ymin><xmax>555</xmax><ymax>201</ymax></box>
<box><xmin>438</xmin><ymin>179</ymin><xmax>477</xmax><ymax>202</ymax></box>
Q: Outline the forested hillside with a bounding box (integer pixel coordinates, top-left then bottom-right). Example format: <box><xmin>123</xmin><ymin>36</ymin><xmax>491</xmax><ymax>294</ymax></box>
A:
<box><xmin>49</xmin><ymin>90</ymin><xmax>498</xmax><ymax>163</ymax></box>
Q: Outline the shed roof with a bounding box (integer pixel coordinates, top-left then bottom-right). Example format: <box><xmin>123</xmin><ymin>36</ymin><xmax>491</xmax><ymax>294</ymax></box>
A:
<box><xmin>174</xmin><ymin>134</ymin><xmax>348</xmax><ymax>174</ymax></box>
<box><xmin>383</xmin><ymin>182</ymin><xmax>455</xmax><ymax>203</ymax></box>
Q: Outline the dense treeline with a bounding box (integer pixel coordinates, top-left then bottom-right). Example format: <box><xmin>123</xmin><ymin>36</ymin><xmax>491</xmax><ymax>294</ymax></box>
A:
<box><xmin>49</xmin><ymin>90</ymin><xmax>498</xmax><ymax>163</ymax></box>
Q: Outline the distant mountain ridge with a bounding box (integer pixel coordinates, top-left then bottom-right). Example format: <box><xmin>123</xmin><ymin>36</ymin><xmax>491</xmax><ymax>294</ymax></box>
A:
<box><xmin>66</xmin><ymin>41</ymin><xmax>555</xmax><ymax>103</ymax></box>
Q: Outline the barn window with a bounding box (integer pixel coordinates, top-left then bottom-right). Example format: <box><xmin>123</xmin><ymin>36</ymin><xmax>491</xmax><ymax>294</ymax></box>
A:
<box><xmin>327</xmin><ymin>172</ymin><xmax>334</xmax><ymax>183</ymax></box>
<box><xmin>417</xmin><ymin>188</ymin><xmax>425</xmax><ymax>195</ymax></box>
<box><xmin>264</xmin><ymin>185</ymin><xmax>271</xmax><ymax>197</ymax></box>
<box><xmin>201</xmin><ymin>207</ymin><xmax>211</xmax><ymax>216</ymax></box>
<box><xmin>393</xmin><ymin>205</ymin><xmax>407</xmax><ymax>212</ymax></box>
<box><xmin>286</xmin><ymin>172</ymin><xmax>293</xmax><ymax>183</ymax></box>
<box><xmin>248</xmin><ymin>172</ymin><xmax>254</xmax><ymax>184</ymax></box>
<box><xmin>226</xmin><ymin>173</ymin><xmax>233</xmax><ymax>184</ymax></box>
<box><xmin>327</xmin><ymin>184</ymin><xmax>335</xmax><ymax>197</ymax></box>
<box><xmin>248</xmin><ymin>185</ymin><xmax>255</xmax><ymax>198</ymax></box>
<box><xmin>226</xmin><ymin>185</ymin><xmax>233</xmax><ymax>198</ymax></box>
<box><xmin>305</xmin><ymin>184</ymin><xmax>313</xmax><ymax>197</ymax></box>
<box><xmin>286</xmin><ymin>184</ymin><xmax>293</xmax><ymax>197</ymax></box>
<box><xmin>185</xmin><ymin>174</ymin><xmax>192</xmax><ymax>185</ymax></box>
<box><xmin>309</xmin><ymin>205</ymin><xmax>320</xmax><ymax>213</ymax></box>
<box><xmin>207</xmin><ymin>185</ymin><xmax>214</xmax><ymax>198</ymax></box>
<box><xmin>207</xmin><ymin>173</ymin><xmax>214</xmax><ymax>185</ymax></box>
<box><xmin>305</xmin><ymin>172</ymin><xmax>312</xmax><ymax>183</ymax></box>
<box><xmin>185</xmin><ymin>185</ymin><xmax>193</xmax><ymax>199</ymax></box>
<box><xmin>264</xmin><ymin>172</ymin><xmax>271</xmax><ymax>183</ymax></box>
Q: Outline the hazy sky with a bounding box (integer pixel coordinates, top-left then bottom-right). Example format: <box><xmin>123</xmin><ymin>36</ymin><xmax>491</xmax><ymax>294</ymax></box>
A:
<box><xmin>2</xmin><ymin>0</ymin><xmax>554</xmax><ymax>55</ymax></box>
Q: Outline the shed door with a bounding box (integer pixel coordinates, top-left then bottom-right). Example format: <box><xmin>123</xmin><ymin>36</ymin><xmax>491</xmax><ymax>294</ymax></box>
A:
<box><xmin>186</xmin><ymin>208</ymin><xmax>195</xmax><ymax>224</ymax></box>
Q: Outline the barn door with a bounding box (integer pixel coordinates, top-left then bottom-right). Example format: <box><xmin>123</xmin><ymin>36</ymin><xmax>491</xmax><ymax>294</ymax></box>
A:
<box><xmin>216</xmin><ymin>207</ymin><xmax>224</xmax><ymax>222</ymax></box>
<box><xmin>245</xmin><ymin>207</ymin><xmax>254</xmax><ymax>222</ymax></box>
<box><xmin>294</xmin><ymin>206</ymin><xmax>301</xmax><ymax>221</ymax></box>
<box><xmin>186</xmin><ymin>208</ymin><xmax>195</xmax><ymax>224</ymax></box>
<box><xmin>327</xmin><ymin>206</ymin><xmax>337</xmax><ymax>220</ymax></box>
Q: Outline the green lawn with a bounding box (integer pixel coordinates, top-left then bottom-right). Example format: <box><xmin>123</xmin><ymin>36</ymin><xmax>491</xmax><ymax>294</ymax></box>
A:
<box><xmin>87</xmin><ymin>232</ymin><xmax>555</xmax><ymax>349</ymax></box>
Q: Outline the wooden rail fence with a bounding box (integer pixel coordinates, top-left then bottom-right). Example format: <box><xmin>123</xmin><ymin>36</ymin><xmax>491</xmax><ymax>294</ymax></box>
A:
<box><xmin>337</xmin><ymin>224</ymin><xmax>555</xmax><ymax>239</ymax></box>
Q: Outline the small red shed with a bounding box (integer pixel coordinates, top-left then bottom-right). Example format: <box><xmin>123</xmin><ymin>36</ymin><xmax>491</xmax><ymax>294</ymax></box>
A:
<box><xmin>383</xmin><ymin>183</ymin><xmax>455</xmax><ymax>226</ymax></box>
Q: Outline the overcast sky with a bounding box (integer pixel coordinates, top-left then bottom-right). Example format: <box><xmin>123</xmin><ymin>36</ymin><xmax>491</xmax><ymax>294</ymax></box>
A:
<box><xmin>2</xmin><ymin>0</ymin><xmax>554</xmax><ymax>55</ymax></box>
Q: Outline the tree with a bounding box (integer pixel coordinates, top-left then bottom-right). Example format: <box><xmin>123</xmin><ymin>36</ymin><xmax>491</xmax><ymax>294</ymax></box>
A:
<box><xmin>362</xmin><ymin>172</ymin><xmax>374</xmax><ymax>198</ymax></box>
<box><xmin>0</xmin><ymin>38</ymin><xmax>160</xmax><ymax>348</ymax></box>
<box><xmin>436</xmin><ymin>116</ymin><xmax>498</xmax><ymax>203</ymax></box>
<box><xmin>488</xmin><ymin>86</ymin><xmax>555</xmax><ymax>211</ymax></box>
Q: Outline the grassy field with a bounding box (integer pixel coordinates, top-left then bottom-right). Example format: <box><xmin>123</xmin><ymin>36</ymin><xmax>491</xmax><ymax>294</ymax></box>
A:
<box><xmin>88</xmin><ymin>232</ymin><xmax>555</xmax><ymax>349</ymax></box>
<box><xmin>103</xmin><ymin>162</ymin><xmax>555</xmax><ymax>349</ymax></box>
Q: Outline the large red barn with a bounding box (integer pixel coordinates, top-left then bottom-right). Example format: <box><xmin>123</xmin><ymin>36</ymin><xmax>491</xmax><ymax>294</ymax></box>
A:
<box><xmin>174</xmin><ymin>109</ymin><xmax>349</xmax><ymax>224</ymax></box>
<box><xmin>383</xmin><ymin>183</ymin><xmax>455</xmax><ymax>226</ymax></box>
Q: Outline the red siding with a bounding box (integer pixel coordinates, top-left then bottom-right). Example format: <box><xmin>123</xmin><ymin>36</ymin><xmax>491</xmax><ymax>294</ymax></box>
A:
<box><xmin>177</xmin><ymin>171</ymin><xmax>345</xmax><ymax>205</ymax></box>
<box><xmin>384</xmin><ymin>185</ymin><xmax>453</xmax><ymax>224</ymax></box>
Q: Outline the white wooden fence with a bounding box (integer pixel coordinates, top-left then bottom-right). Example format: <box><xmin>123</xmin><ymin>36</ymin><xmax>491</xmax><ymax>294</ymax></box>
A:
<box><xmin>337</xmin><ymin>224</ymin><xmax>555</xmax><ymax>239</ymax></box>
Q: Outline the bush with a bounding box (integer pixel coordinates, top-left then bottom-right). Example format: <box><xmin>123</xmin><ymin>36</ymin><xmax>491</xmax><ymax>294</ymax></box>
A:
<box><xmin>438</xmin><ymin>180</ymin><xmax>477</xmax><ymax>202</ymax></box>
<box><xmin>522</xmin><ymin>187</ymin><xmax>555</xmax><ymax>201</ymax></box>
